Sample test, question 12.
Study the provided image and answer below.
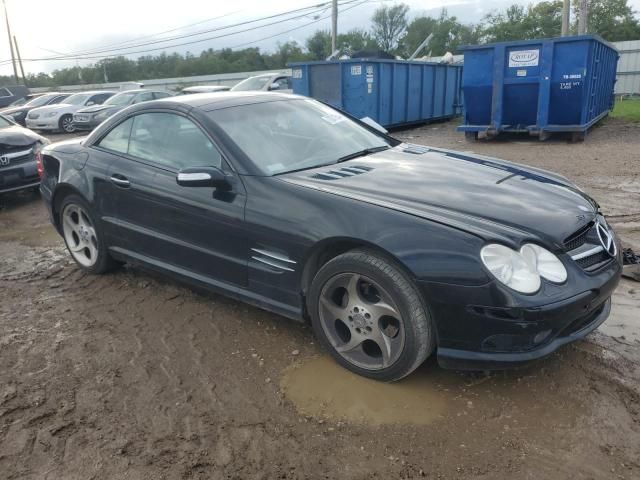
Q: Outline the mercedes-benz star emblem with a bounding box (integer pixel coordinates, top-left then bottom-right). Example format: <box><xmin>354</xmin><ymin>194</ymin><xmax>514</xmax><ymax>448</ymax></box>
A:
<box><xmin>596</xmin><ymin>221</ymin><xmax>616</xmax><ymax>257</ymax></box>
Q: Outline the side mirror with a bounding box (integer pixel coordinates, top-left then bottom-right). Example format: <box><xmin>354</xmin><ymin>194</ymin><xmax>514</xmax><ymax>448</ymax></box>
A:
<box><xmin>176</xmin><ymin>166</ymin><xmax>230</xmax><ymax>189</ymax></box>
<box><xmin>86</xmin><ymin>101</ymin><xmax>95</xmax><ymax>106</ymax></box>
<box><xmin>269</xmin><ymin>82</ymin><xmax>280</xmax><ymax>91</ymax></box>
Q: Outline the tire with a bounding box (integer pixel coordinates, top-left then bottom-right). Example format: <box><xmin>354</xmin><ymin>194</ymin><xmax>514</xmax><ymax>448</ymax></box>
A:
<box><xmin>308</xmin><ymin>249</ymin><xmax>435</xmax><ymax>382</ymax></box>
<box><xmin>59</xmin><ymin>194</ymin><xmax>117</xmax><ymax>274</ymax></box>
<box><xmin>59</xmin><ymin>114</ymin><xmax>75</xmax><ymax>133</ymax></box>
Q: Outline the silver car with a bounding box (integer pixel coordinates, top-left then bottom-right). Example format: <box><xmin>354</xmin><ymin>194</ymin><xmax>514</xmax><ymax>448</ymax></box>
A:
<box><xmin>230</xmin><ymin>73</ymin><xmax>292</xmax><ymax>93</ymax></box>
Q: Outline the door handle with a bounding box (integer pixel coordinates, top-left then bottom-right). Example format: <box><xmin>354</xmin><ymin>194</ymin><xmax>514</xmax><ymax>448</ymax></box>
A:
<box><xmin>110</xmin><ymin>174</ymin><xmax>130</xmax><ymax>187</ymax></box>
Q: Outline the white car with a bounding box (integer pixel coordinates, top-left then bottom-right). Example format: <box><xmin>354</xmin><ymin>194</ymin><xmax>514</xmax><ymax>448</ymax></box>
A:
<box><xmin>230</xmin><ymin>73</ymin><xmax>292</xmax><ymax>93</ymax></box>
<box><xmin>26</xmin><ymin>91</ymin><xmax>115</xmax><ymax>133</ymax></box>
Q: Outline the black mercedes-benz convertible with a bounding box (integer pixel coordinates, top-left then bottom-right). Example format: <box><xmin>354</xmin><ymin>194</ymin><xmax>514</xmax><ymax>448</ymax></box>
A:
<box><xmin>38</xmin><ymin>92</ymin><xmax>622</xmax><ymax>381</ymax></box>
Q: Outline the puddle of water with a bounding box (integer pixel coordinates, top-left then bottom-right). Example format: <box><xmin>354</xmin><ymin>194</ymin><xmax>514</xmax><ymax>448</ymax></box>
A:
<box><xmin>280</xmin><ymin>356</ymin><xmax>453</xmax><ymax>426</ymax></box>
<box><xmin>601</xmin><ymin>280</ymin><xmax>640</xmax><ymax>342</ymax></box>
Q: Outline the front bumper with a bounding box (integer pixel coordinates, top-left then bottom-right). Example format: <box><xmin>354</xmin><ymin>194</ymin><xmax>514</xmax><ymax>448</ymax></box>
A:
<box><xmin>71</xmin><ymin>118</ymin><xmax>101</xmax><ymax>131</ymax></box>
<box><xmin>26</xmin><ymin>117</ymin><xmax>59</xmax><ymax>131</ymax></box>
<box><xmin>420</xmin><ymin>255</ymin><xmax>622</xmax><ymax>370</ymax></box>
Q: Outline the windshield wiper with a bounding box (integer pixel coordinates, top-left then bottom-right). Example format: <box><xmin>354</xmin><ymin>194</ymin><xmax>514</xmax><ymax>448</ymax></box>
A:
<box><xmin>335</xmin><ymin>145</ymin><xmax>390</xmax><ymax>164</ymax></box>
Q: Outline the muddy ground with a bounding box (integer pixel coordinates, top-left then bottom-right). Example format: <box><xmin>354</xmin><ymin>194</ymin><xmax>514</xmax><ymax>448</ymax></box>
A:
<box><xmin>1</xmin><ymin>123</ymin><xmax>639</xmax><ymax>479</ymax></box>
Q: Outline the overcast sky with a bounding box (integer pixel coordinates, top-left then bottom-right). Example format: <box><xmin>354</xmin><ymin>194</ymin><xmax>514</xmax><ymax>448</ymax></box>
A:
<box><xmin>2</xmin><ymin>0</ymin><xmax>639</xmax><ymax>78</ymax></box>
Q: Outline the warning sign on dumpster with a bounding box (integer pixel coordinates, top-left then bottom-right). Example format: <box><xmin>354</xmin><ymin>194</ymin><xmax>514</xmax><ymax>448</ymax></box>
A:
<box><xmin>508</xmin><ymin>49</ymin><xmax>539</xmax><ymax>67</ymax></box>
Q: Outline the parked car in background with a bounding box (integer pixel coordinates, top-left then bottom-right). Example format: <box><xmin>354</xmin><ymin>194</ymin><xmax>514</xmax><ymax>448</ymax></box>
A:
<box><xmin>1</xmin><ymin>93</ymin><xmax>71</xmax><ymax>126</ymax></box>
<box><xmin>230</xmin><ymin>73</ymin><xmax>292</xmax><ymax>93</ymax></box>
<box><xmin>4</xmin><ymin>93</ymin><xmax>44</xmax><ymax>108</ymax></box>
<box><xmin>39</xmin><ymin>93</ymin><xmax>622</xmax><ymax>381</ymax></box>
<box><xmin>0</xmin><ymin>85</ymin><xmax>30</xmax><ymax>108</ymax></box>
<box><xmin>72</xmin><ymin>89</ymin><xmax>172</xmax><ymax>131</ymax></box>
<box><xmin>26</xmin><ymin>91</ymin><xmax>115</xmax><ymax>133</ymax></box>
<box><xmin>0</xmin><ymin>114</ymin><xmax>49</xmax><ymax>194</ymax></box>
<box><xmin>181</xmin><ymin>85</ymin><xmax>230</xmax><ymax>94</ymax></box>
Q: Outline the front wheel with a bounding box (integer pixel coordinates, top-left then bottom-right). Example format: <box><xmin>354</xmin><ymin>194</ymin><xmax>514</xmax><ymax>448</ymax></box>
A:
<box><xmin>60</xmin><ymin>194</ymin><xmax>117</xmax><ymax>274</ymax></box>
<box><xmin>308</xmin><ymin>249</ymin><xmax>435</xmax><ymax>382</ymax></box>
<box><xmin>59</xmin><ymin>114</ymin><xmax>75</xmax><ymax>133</ymax></box>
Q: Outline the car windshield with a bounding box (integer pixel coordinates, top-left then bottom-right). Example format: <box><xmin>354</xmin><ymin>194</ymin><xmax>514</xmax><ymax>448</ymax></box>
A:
<box><xmin>64</xmin><ymin>93</ymin><xmax>91</xmax><ymax>106</ymax></box>
<box><xmin>24</xmin><ymin>95</ymin><xmax>55</xmax><ymax>107</ymax></box>
<box><xmin>106</xmin><ymin>92</ymin><xmax>137</xmax><ymax>106</ymax></box>
<box><xmin>208</xmin><ymin>99</ymin><xmax>391</xmax><ymax>175</ymax></box>
<box><xmin>230</xmin><ymin>76</ymin><xmax>271</xmax><ymax>92</ymax></box>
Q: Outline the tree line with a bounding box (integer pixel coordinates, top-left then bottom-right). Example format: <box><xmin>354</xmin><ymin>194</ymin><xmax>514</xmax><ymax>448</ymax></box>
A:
<box><xmin>4</xmin><ymin>0</ymin><xmax>639</xmax><ymax>89</ymax></box>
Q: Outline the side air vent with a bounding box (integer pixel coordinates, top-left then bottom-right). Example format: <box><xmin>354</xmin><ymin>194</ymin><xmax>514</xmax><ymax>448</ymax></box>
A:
<box><xmin>311</xmin><ymin>165</ymin><xmax>373</xmax><ymax>181</ymax></box>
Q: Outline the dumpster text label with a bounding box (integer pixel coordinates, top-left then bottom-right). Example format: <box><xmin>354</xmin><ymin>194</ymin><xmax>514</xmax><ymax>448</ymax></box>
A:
<box><xmin>508</xmin><ymin>49</ymin><xmax>539</xmax><ymax>67</ymax></box>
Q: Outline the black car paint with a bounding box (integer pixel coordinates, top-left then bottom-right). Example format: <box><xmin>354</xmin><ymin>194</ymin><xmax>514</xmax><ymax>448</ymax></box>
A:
<box><xmin>39</xmin><ymin>94</ymin><xmax>622</xmax><ymax>370</ymax></box>
<box><xmin>0</xmin><ymin>120</ymin><xmax>48</xmax><ymax>194</ymax></box>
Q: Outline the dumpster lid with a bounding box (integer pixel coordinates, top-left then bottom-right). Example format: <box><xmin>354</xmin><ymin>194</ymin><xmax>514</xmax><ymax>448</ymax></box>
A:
<box><xmin>458</xmin><ymin>34</ymin><xmax>617</xmax><ymax>53</ymax></box>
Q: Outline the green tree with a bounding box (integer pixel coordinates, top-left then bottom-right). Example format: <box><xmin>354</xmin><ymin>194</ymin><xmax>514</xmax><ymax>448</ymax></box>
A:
<box><xmin>371</xmin><ymin>3</ymin><xmax>409</xmax><ymax>52</ymax></box>
<box><xmin>306</xmin><ymin>30</ymin><xmax>332</xmax><ymax>60</ymax></box>
<box><xmin>581</xmin><ymin>0</ymin><xmax>640</xmax><ymax>41</ymax></box>
<box><xmin>402</xmin><ymin>9</ymin><xmax>480</xmax><ymax>57</ymax></box>
<box><xmin>482</xmin><ymin>2</ymin><xmax>563</xmax><ymax>42</ymax></box>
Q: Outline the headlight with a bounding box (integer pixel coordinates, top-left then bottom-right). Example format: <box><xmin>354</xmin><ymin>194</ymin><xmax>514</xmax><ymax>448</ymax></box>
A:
<box><xmin>46</xmin><ymin>111</ymin><xmax>59</xmax><ymax>117</ymax></box>
<box><xmin>520</xmin><ymin>244</ymin><xmax>567</xmax><ymax>283</ymax></box>
<box><xmin>480</xmin><ymin>243</ymin><xmax>567</xmax><ymax>294</ymax></box>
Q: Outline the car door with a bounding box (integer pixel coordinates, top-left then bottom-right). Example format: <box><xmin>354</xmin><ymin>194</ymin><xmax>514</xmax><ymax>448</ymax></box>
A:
<box><xmin>102</xmin><ymin>111</ymin><xmax>248</xmax><ymax>287</ymax></box>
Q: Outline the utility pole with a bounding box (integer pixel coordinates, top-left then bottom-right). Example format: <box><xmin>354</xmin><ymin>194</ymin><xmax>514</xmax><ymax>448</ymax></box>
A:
<box><xmin>561</xmin><ymin>0</ymin><xmax>570</xmax><ymax>36</ymax></box>
<box><xmin>13</xmin><ymin>36</ymin><xmax>26</xmax><ymax>86</ymax></box>
<box><xmin>331</xmin><ymin>0</ymin><xmax>337</xmax><ymax>53</ymax></box>
<box><xmin>2</xmin><ymin>0</ymin><xmax>19</xmax><ymax>84</ymax></box>
<box><xmin>578</xmin><ymin>0</ymin><xmax>588</xmax><ymax>34</ymax></box>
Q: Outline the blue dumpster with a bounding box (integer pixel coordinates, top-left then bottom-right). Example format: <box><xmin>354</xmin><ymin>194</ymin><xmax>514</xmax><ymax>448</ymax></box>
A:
<box><xmin>289</xmin><ymin>59</ymin><xmax>463</xmax><ymax>129</ymax></box>
<box><xmin>457</xmin><ymin>35</ymin><xmax>618</xmax><ymax>140</ymax></box>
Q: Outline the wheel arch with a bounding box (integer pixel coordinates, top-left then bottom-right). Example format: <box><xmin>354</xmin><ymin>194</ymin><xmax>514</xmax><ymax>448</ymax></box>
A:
<box><xmin>300</xmin><ymin>236</ymin><xmax>415</xmax><ymax>310</ymax></box>
<box><xmin>51</xmin><ymin>184</ymin><xmax>89</xmax><ymax>232</ymax></box>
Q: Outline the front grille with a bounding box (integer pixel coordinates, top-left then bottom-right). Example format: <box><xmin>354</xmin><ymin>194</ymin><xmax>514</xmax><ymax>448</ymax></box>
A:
<box><xmin>576</xmin><ymin>251</ymin><xmax>612</xmax><ymax>271</ymax></box>
<box><xmin>0</xmin><ymin>148</ymin><xmax>34</xmax><ymax>169</ymax></box>
<box><xmin>566</xmin><ymin>218</ymin><xmax>615</xmax><ymax>272</ymax></box>
<box><xmin>563</xmin><ymin>222</ymin><xmax>593</xmax><ymax>251</ymax></box>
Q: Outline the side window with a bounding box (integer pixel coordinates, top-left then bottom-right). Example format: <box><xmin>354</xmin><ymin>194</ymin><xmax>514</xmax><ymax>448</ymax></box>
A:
<box><xmin>277</xmin><ymin>77</ymin><xmax>292</xmax><ymax>89</ymax></box>
<box><xmin>97</xmin><ymin>117</ymin><xmax>133</xmax><ymax>154</ymax></box>
<box><xmin>128</xmin><ymin>113</ymin><xmax>222</xmax><ymax>170</ymax></box>
<box><xmin>0</xmin><ymin>88</ymin><xmax>11</xmax><ymax>97</ymax></box>
<box><xmin>153</xmin><ymin>91</ymin><xmax>171</xmax><ymax>99</ymax></box>
<box><xmin>132</xmin><ymin>92</ymin><xmax>154</xmax><ymax>104</ymax></box>
<box><xmin>89</xmin><ymin>93</ymin><xmax>111</xmax><ymax>105</ymax></box>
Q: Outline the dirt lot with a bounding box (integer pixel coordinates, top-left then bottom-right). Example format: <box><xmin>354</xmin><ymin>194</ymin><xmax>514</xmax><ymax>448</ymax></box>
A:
<box><xmin>1</xmin><ymin>123</ymin><xmax>639</xmax><ymax>479</ymax></box>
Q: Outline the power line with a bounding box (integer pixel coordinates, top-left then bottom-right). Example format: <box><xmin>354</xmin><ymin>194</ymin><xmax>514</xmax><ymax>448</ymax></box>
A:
<box><xmin>2</xmin><ymin>2</ymin><xmax>344</xmax><ymax>63</ymax></box>
<box><xmin>229</xmin><ymin>0</ymin><xmax>370</xmax><ymax>50</ymax></box>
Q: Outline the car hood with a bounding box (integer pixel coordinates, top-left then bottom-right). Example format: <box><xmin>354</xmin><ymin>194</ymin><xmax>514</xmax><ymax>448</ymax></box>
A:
<box><xmin>76</xmin><ymin>104</ymin><xmax>119</xmax><ymax>114</ymax></box>
<box><xmin>0</xmin><ymin>125</ymin><xmax>45</xmax><ymax>148</ymax></box>
<box><xmin>279</xmin><ymin>145</ymin><xmax>597</xmax><ymax>248</ymax></box>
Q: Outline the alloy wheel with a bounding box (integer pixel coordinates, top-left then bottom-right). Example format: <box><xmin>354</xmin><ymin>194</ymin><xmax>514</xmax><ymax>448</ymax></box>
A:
<box><xmin>62</xmin><ymin>116</ymin><xmax>75</xmax><ymax>133</ymax></box>
<box><xmin>318</xmin><ymin>273</ymin><xmax>406</xmax><ymax>370</ymax></box>
<box><xmin>62</xmin><ymin>204</ymin><xmax>99</xmax><ymax>267</ymax></box>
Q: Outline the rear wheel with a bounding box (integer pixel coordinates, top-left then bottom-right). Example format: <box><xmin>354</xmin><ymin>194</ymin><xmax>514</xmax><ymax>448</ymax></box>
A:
<box><xmin>308</xmin><ymin>249</ymin><xmax>435</xmax><ymax>381</ymax></box>
<box><xmin>59</xmin><ymin>114</ymin><xmax>75</xmax><ymax>133</ymax></box>
<box><xmin>60</xmin><ymin>194</ymin><xmax>117</xmax><ymax>274</ymax></box>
